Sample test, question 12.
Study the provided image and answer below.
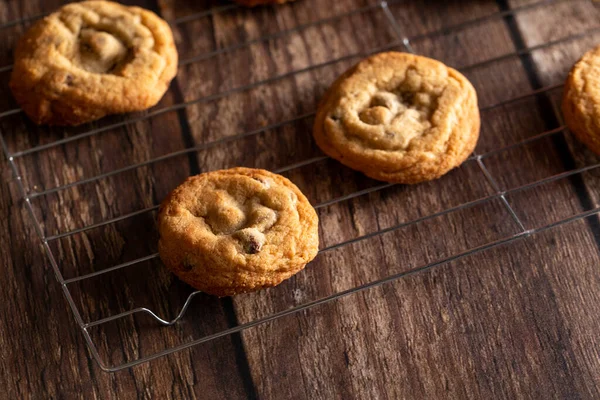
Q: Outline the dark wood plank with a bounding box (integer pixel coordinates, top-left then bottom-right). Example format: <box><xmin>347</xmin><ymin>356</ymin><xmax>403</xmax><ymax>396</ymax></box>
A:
<box><xmin>0</xmin><ymin>155</ymin><xmax>250</xmax><ymax>399</ymax></box>
<box><xmin>2</xmin><ymin>0</ymin><xmax>600</xmax><ymax>398</ymax></box>
<box><xmin>0</xmin><ymin>0</ymin><xmax>252</xmax><ymax>397</ymax></box>
<box><xmin>507</xmin><ymin>0</ymin><xmax>600</xmax><ymax>210</ymax></box>
<box><xmin>233</xmin><ymin>0</ymin><xmax>600</xmax><ymax>398</ymax></box>
<box><xmin>240</xmin><ymin>219</ymin><xmax>600</xmax><ymax>399</ymax></box>
<box><xmin>2</xmin><ymin>0</ymin><xmax>402</xmax><ymax>390</ymax></box>
<box><xmin>14</xmin><ymin>0</ymin><xmax>402</xmax><ymax>372</ymax></box>
<box><xmin>483</xmin><ymin>0</ymin><xmax>600</xmax><ymax>231</ymax></box>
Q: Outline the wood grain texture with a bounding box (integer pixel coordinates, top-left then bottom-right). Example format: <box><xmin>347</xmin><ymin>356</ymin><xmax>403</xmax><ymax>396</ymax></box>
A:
<box><xmin>1</xmin><ymin>0</ymin><xmax>600</xmax><ymax>398</ymax></box>
<box><xmin>240</xmin><ymin>219</ymin><xmax>600</xmax><ymax>399</ymax></box>
<box><xmin>0</xmin><ymin>155</ymin><xmax>251</xmax><ymax>400</ymax></box>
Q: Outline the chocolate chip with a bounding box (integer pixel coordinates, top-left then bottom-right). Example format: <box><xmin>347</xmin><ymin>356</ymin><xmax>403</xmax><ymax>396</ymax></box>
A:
<box><xmin>107</xmin><ymin>62</ymin><xmax>121</xmax><ymax>74</ymax></box>
<box><xmin>181</xmin><ymin>260</ymin><xmax>194</xmax><ymax>271</ymax></box>
<box><xmin>400</xmin><ymin>91</ymin><xmax>415</xmax><ymax>106</ymax></box>
<box><xmin>234</xmin><ymin>228</ymin><xmax>266</xmax><ymax>254</ymax></box>
<box><xmin>64</xmin><ymin>74</ymin><xmax>73</xmax><ymax>86</ymax></box>
<box><xmin>245</xmin><ymin>238</ymin><xmax>262</xmax><ymax>254</ymax></box>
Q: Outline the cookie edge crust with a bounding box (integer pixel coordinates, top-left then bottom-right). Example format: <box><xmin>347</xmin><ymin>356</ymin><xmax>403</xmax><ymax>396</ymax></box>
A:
<box><xmin>9</xmin><ymin>1</ymin><xmax>179</xmax><ymax>126</ymax></box>
<box><xmin>157</xmin><ymin>168</ymin><xmax>320</xmax><ymax>297</ymax></box>
<box><xmin>313</xmin><ymin>52</ymin><xmax>480</xmax><ymax>184</ymax></box>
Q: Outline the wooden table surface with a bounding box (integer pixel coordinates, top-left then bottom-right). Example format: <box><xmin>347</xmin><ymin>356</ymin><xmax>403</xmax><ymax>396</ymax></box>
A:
<box><xmin>2</xmin><ymin>0</ymin><xmax>600</xmax><ymax>398</ymax></box>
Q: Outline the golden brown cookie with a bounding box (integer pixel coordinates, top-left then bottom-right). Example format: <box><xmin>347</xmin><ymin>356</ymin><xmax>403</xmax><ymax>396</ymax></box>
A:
<box><xmin>313</xmin><ymin>52</ymin><xmax>480</xmax><ymax>184</ymax></box>
<box><xmin>9</xmin><ymin>1</ymin><xmax>178</xmax><ymax>126</ymax></box>
<box><xmin>232</xmin><ymin>0</ymin><xmax>296</xmax><ymax>6</ymax></box>
<box><xmin>158</xmin><ymin>168</ymin><xmax>319</xmax><ymax>297</ymax></box>
<box><xmin>562</xmin><ymin>45</ymin><xmax>600</xmax><ymax>155</ymax></box>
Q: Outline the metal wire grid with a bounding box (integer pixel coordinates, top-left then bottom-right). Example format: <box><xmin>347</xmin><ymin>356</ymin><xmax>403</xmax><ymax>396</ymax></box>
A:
<box><xmin>1</xmin><ymin>0</ymin><xmax>599</xmax><ymax>371</ymax></box>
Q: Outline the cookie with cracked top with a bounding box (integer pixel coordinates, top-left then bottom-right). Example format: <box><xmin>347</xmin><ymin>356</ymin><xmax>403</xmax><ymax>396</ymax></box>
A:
<box><xmin>9</xmin><ymin>1</ymin><xmax>178</xmax><ymax>126</ymax></box>
<box><xmin>313</xmin><ymin>52</ymin><xmax>480</xmax><ymax>184</ymax></box>
<box><xmin>563</xmin><ymin>45</ymin><xmax>600</xmax><ymax>155</ymax></box>
<box><xmin>158</xmin><ymin>168</ymin><xmax>319</xmax><ymax>297</ymax></box>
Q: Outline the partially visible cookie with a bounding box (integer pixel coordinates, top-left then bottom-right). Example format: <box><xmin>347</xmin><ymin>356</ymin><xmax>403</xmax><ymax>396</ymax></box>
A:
<box><xmin>563</xmin><ymin>45</ymin><xmax>600</xmax><ymax>155</ymax></box>
<box><xmin>10</xmin><ymin>1</ymin><xmax>178</xmax><ymax>126</ymax></box>
<box><xmin>158</xmin><ymin>168</ymin><xmax>319</xmax><ymax>297</ymax></box>
<box><xmin>233</xmin><ymin>0</ymin><xmax>296</xmax><ymax>6</ymax></box>
<box><xmin>313</xmin><ymin>52</ymin><xmax>480</xmax><ymax>184</ymax></box>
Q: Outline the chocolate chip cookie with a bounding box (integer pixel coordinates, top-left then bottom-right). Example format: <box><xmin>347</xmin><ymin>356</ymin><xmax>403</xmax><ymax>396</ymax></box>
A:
<box><xmin>313</xmin><ymin>52</ymin><xmax>480</xmax><ymax>184</ymax></box>
<box><xmin>158</xmin><ymin>168</ymin><xmax>320</xmax><ymax>297</ymax></box>
<box><xmin>563</xmin><ymin>45</ymin><xmax>600</xmax><ymax>155</ymax></box>
<box><xmin>10</xmin><ymin>1</ymin><xmax>178</xmax><ymax>126</ymax></box>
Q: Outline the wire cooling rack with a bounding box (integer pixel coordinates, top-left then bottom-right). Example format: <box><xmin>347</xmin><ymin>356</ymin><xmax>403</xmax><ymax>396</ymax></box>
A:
<box><xmin>2</xmin><ymin>0</ymin><xmax>600</xmax><ymax>372</ymax></box>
